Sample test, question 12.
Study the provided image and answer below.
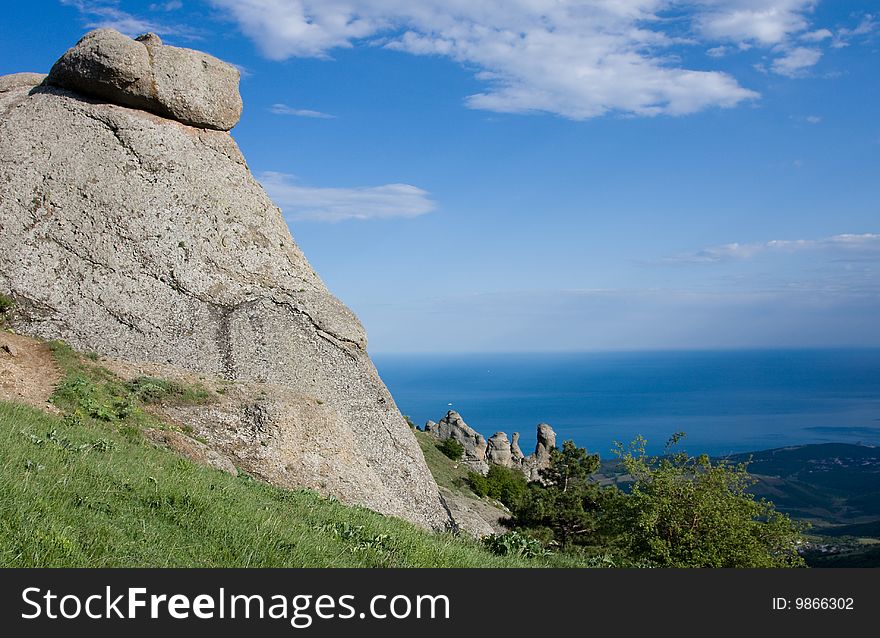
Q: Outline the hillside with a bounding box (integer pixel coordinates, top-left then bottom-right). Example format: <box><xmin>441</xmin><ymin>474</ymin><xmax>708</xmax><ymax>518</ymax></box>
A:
<box><xmin>0</xmin><ymin>336</ymin><xmax>576</xmax><ymax>568</ymax></box>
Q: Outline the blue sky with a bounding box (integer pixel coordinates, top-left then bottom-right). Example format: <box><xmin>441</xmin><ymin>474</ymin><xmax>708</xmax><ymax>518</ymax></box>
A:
<box><xmin>2</xmin><ymin>1</ymin><xmax>878</xmax><ymax>352</ymax></box>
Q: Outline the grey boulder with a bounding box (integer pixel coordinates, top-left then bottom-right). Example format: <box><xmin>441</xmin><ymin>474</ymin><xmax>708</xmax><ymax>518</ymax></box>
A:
<box><xmin>46</xmin><ymin>29</ymin><xmax>242</xmax><ymax>131</ymax></box>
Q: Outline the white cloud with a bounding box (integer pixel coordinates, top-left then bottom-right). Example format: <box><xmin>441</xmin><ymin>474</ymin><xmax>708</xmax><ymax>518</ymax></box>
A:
<box><xmin>667</xmin><ymin>233</ymin><xmax>880</xmax><ymax>263</ymax></box>
<box><xmin>693</xmin><ymin>0</ymin><xmax>815</xmax><ymax>45</ymax></box>
<box><xmin>149</xmin><ymin>1</ymin><xmax>183</xmax><ymax>11</ymax></box>
<box><xmin>800</xmin><ymin>28</ymin><xmax>832</xmax><ymax>42</ymax></box>
<box><xmin>770</xmin><ymin>46</ymin><xmax>821</xmax><ymax>76</ymax></box>
<box><xmin>804</xmin><ymin>114</ymin><xmax>821</xmax><ymax>124</ymax></box>
<box><xmin>258</xmin><ymin>171</ymin><xmax>435</xmax><ymax>222</ymax></box>
<box><xmin>209</xmin><ymin>0</ymin><xmax>766</xmax><ymax>119</ymax></box>
<box><xmin>269</xmin><ymin>103</ymin><xmax>336</xmax><ymax>118</ymax></box>
<box><xmin>62</xmin><ymin>0</ymin><xmax>196</xmax><ymax>38</ymax></box>
<box><xmin>706</xmin><ymin>45</ymin><xmax>731</xmax><ymax>57</ymax></box>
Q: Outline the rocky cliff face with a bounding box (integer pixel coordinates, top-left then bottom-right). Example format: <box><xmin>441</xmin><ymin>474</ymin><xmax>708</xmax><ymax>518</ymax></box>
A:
<box><xmin>0</xmin><ymin>29</ymin><xmax>450</xmax><ymax>530</ymax></box>
<box><xmin>424</xmin><ymin>410</ymin><xmax>557</xmax><ymax>480</ymax></box>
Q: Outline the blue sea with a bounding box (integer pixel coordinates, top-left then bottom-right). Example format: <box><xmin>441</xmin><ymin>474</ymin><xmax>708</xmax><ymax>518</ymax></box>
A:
<box><xmin>373</xmin><ymin>350</ymin><xmax>880</xmax><ymax>457</ymax></box>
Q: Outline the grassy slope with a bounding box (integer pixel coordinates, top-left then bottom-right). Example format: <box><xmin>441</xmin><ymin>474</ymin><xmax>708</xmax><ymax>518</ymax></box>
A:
<box><xmin>414</xmin><ymin>430</ymin><xmax>478</xmax><ymax>497</ymax></box>
<box><xmin>0</xmin><ymin>341</ymin><xmax>556</xmax><ymax>568</ymax></box>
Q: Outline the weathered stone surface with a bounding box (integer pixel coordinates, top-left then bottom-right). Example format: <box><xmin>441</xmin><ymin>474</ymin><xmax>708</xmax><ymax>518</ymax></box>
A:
<box><xmin>486</xmin><ymin>432</ymin><xmax>513</xmax><ymax>467</ymax></box>
<box><xmin>439</xmin><ymin>487</ymin><xmax>509</xmax><ymax>538</ymax></box>
<box><xmin>535</xmin><ymin>423</ymin><xmax>556</xmax><ymax>465</ymax></box>
<box><xmin>0</xmin><ymin>37</ymin><xmax>448</xmax><ymax>530</ymax></box>
<box><xmin>428</xmin><ymin>411</ymin><xmax>488</xmax><ymax>473</ymax></box>
<box><xmin>144</xmin><ymin>428</ymin><xmax>238</xmax><ymax>476</ymax></box>
<box><xmin>523</xmin><ymin>422</ymin><xmax>558</xmax><ymax>480</ymax></box>
<box><xmin>0</xmin><ymin>73</ymin><xmax>47</xmax><ymax>93</ymax></box>
<box><xmin>510</xmin><ymin>431</ymin><xmax>525</xmax><ymax>464</ymax></box>
<box><xmin>46</xmin><ymin>29</ymin><xmax>242</xmax><ymax>130</ymax></box>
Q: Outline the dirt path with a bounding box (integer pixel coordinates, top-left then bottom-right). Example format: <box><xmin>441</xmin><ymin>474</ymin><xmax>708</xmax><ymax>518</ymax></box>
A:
<box><xmin>0</xmin><ymin>331</ymin><xmax>62</xmax><ymax>413</ymax></box>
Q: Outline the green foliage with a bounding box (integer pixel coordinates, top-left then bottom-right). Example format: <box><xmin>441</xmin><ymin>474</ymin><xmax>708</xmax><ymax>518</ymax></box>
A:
<box><xmin>511</xmin><ymin>440</ymin><xmax>608</xmax><ymax>548</ymax></box>
<box><xmin>467</xmin><ymin>464</ymin><xmax>528</xmax><ymax>509</ymax></box>
<box><xmin>0</xmin><ymin>293</ymin><xmax>13</xmax><ymax>327</ymax></box>
<box><xmin>607</xmin><ymin>433</ymin><xmax>806</xmax><ymax>567</ymax></box>
<box><xmin>402</xmin><ymin>415</ymin><xmax>416</xmax><ymax>429</ymax></box>
<box><xmin>481</xmin><ymin>531</ymin><xmax>550</xmax><ymax>558</ymax></box>
<box><xmin>126</xmin><ymin>376</ymin><xmax>212</xmax><ymax>405</ymax></box>
<box><xmin>437</xmin><ymin>437</ymin><xmax>465</xmax><ymax>461</ymax></box>
<box><xmin>0</xmin><ymin>293</ymin><xmax>13</xmax><ymax>315</ymax></box>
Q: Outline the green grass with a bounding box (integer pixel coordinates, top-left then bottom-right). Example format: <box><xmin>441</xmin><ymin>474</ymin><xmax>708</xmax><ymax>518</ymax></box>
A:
<box><xmin>0</xmin><ymin>400</ymin><xmax>567</xmax><ymax>567</ymax></box>
<box><xmin>415</xmin><ymin>430</ymin><xmax>477</xmax><ymax>497</ymax></box>
<box><xmin>0</xmin><ymin>342</ymin><xmax>579</xmax><ymax>567</ymax></box>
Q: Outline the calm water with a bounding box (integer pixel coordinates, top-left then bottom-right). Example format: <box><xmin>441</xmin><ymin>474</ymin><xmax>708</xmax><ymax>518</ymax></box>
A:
<box><xmin>373</xmin><ymin>350</ymin><xmax>880</xmax><ymax>457</ymax></box>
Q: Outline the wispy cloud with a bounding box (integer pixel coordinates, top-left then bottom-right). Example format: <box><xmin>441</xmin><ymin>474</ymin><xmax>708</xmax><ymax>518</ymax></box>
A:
<box><xmin>666</xmin><ymin>233</ymin><xmax>880</xmax><ymax>263</ymax></box>
<box><xmin>770</xmin><ymin>46</ymin><xmax>822</xmax><ymax>77</ymax></box>
<box><xmin>832</xmin><ymin>13</ymin><xmax>878</xmax><ymax>48</ymax></box>
<box><xmin>268</xmin><ymin>103</ymin><xmax>336</xmax><ymax>119</ymax></box>
<box><xmin>804</xmin><ymin>115</ymin><xmax>821</xmax><ymax>124</ymax></box>
<box><xmin>258</xmin><ymin>171</ymin><xmax>435</xmax><ymax>222</ymax></box>
<box><xmin>61</xmin><ymin>0</ymin><xmax>198</xmax><ymax>38</ymax></box>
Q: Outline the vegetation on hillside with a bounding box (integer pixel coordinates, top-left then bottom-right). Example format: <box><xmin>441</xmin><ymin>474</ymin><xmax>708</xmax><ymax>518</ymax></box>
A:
<box><xmin>0</xmin><ymin>341</ymin><xmax>582</xmax><ymax>567</ymax></box>
<box><xmin>472</xmin><ymin>435</ymin><xmax>805</xmax><ymax>567</ymax></box>
<box><xmin>437</xmin><ymin>437</ymin><xmax>465</xmax><ymax>461</ymax></box>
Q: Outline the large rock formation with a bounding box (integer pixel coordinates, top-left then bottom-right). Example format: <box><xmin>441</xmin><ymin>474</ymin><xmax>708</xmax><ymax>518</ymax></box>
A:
<box><xmin>425</xmin><ymin>410</ymin><xmax>557</xmax><ymax>480</ymax></box>
<box><xmin>0</xmin><ymin>29</ymin><xmax>449</xmax><ymax>530</ymax></box>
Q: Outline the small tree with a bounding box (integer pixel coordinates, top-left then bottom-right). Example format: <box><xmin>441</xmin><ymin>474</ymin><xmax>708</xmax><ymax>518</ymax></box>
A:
<box><xmin>512</xmin><ymin>440</ymin><xmax>607</xmax><ymax>548</ymax></box>
<box><xmin>608</xmin><ymin>433</ymin><xmax>805</xmax><ymax>568</ymax></box>
<box><xmin>437</xmin><ymin>437</ymin><xmax>465</xmax><ymax>461</ymax></box>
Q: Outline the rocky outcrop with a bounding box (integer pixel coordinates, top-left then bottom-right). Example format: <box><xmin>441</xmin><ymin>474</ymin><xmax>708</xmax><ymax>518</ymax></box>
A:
<box><xmin>510</xmin><ymin>432</ymin><xmax>525</xmax><ymax>464</ymax></box>
<box><xmin>486</xmin><ymin>432</ymin><xmax>513</xmax><ymax>467</ymax></box>
<box><xmin>522</xmin><ymin>422</ymin><xmax>558</xmax><ymax>481</ymax></box>
<box><xmin>426</xmin><ymin>411</ymin><xmax>488</xmax><ymax>473</ymax></box>
<box><xmin>0</xmin><ymin>30</ymin><xmax>449</xmax><ymax>530</ymax></box>
<box><xmin>46</xmin><ymin>29</ymin><xmax>242</xmax><ymax>131</ymax></box>
<box><xmin>425</xmin><ymin>410</ymin><xmax>557</xmax><ymax>479</ymax></box>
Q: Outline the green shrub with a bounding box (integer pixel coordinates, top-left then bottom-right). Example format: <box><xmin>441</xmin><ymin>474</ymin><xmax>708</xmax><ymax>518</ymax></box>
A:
<box><xmin>467</xmin><ymin>464</ymin><xmax>529</xmax><ymax>508</ymax></box>
<box><xmin>437</xmin><ymin>437</ymin><xmax>465</xmax><ymax>461</ymax></box>
<box><xmin>481</xmin><ymin>531</ymin><xmax>550</xmax><ymax>558</ymax></box>
<box><xmin>0</xmin><ymin>293</ymin><xmax>13</xmax><ymax>324</ymax></box>
<box><xmin>126</xmin><ymin>376</ymin><xmax>212</xmax><ymax>405</ymax></box>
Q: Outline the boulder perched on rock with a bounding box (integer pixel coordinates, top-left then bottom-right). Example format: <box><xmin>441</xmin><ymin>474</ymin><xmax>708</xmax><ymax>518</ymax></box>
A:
<box><xmin>0</xmin><ymin>31</ymin><xmax>449</xmax><ymax>531</ymax></box>
<box><xmin>46</xmin><ymin>29</ymin><xmax>242</xmax><ymax>131</ymax></box>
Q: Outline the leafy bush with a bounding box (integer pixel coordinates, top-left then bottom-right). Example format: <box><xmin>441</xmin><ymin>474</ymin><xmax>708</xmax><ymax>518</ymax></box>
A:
<box><xmin>467</xmin><ymin>464</ymin><xmax>529</xmax><ymax>508</ymax></box>
<box><xmin>437</xmin><ymin>437</ymin><xmax>465</xmax><ymax>461</ymax></box>
<box><xmin>606</xmin><ymin>433</ymin><xmax>806</xmax><ymax>568</ymax></box>
<box><xmin>481</xmin><ymin>531</ymin><xmax>550</xmax><ymax>558</ymax></box>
